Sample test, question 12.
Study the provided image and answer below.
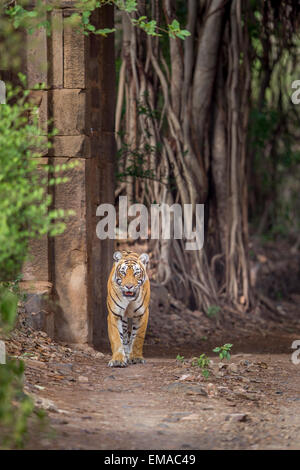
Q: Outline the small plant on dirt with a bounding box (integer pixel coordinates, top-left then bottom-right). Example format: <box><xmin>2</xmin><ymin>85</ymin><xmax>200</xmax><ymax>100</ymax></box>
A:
<box><xmin>206</xmin><ymin>305</ymin><xmax>221</xmax><ymax>318</ymax></box>
<box><xmin>191</xmin><ymin>354</ymin><xmax>210</xmax><ymax>379</ymax></box>
<box><xmin>176</xmin><ymin>354</ymin><xmax>185</xmax><ymax>363</ymax></box>
<box><xmin>213</xmin><ymin>343</ymin><xmax>233</xmax><ymax>361</ymax></box>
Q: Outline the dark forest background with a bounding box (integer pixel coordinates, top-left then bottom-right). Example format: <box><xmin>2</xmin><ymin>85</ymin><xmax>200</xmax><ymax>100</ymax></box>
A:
<box><xmin>114</xmin><ymin>0</ymin><xmax>300</xmax><ymax>313</ymax></box>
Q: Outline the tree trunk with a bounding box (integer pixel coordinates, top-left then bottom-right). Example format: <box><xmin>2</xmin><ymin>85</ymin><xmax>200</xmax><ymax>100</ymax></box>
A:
<box><xmin>116</xmin><ymin>0</ymin><xmax>252</xmax><ymax>314</ymax></box>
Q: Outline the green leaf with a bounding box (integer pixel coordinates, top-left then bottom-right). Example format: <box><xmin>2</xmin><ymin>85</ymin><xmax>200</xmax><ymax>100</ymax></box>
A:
<box><xmin>86</xmin><ymin>24</ymin><xmax>96</xmax><ymax>32</ymax></box>
<box><xmin>115</xmin><ymin>0</ymin><xmax>138</xmax><ymax>13</ymax></box>
<box><xmin>27</xmin><ymin>10</ymin><xmax>38</xmax><ymax>18</ymax></box>
<box><xmin>171</xmin><ymin>19</ymin><xmax>180</xmax><ymax>30</ymax></box>
<box><xmin>95</xmin><ymin>28</ymin><xmax>116</xmax><ymax>36</ymax></box>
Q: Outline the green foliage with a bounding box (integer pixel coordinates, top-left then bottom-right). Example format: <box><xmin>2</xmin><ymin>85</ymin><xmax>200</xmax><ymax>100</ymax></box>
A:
<box><xmin>132</xmin><ymin>17</ymin><xmax>159</xmax><ymax>37</ymax></box>
<box><xmin>116</xmin><ymin>99</ymin><xmax>165</xmax><ymax>185</ymax></box>
<box><xmin>0</xmin><ymin>357</ymin><xmax>36</xmax><ymax>449</ymax></box>
<box><xmin>249</xmin><ymin>108</ymin><xmax>279</xmax><ymax>152</ymax></box>
<box><xmin>117</xmin><ymin>1</ymin><xmax>190</xmax><ymax>38</ymax></box>
<box><xmin>114</xmin><ymin>0</ymin><xmax>138</xmax><ymax>13</ymax></box>
<box><xmin>0</xmin><ymin>287</ymin><xmax>18</xmax><ymax>335</ymax></box>
<box><xmin>176</xmin><ymin>354</ymin><xmax>185</xmax><ymax>363</ymax></box>
<box><xmin>0</xmin><ymin>77</ymin><xmax>75</xmax><ymax>447</ymax></box>
<box><xmin>137</xmin><ymin>100</ymin><xmax>160</xmax><ymax>120</ymax></box>
<box><xmin>191</xmin><ymin>354</ymin><xmax>210</xmax><ymax>378</ymax></box>
<box><xmin>213</xmin><ymin>344</ymin><xmax>233</xmax><ymax>361</ymax></box>
<box><xmin>0</xmin><ymin>76</ymin><xmax>74</xmax><ymax>281</ymax></box>
<box><xmin>167</xmin><ymin>19</ymin><xmax>190</xmax><ymax>40</ymax></box>
<box><xmin>206</xmin><ymin>305</ymin><xmax>221</xmax><ymax>318</ymax></box>
<box><xmin>5</xmin><ymin>0</ymin><xmax>115</xmax><ymax>37</ymax></box>
<box><xmin>5</xmin><ymin>0</ymin><xmax>52</xmax><ymax>33</ymax></box>
<box><xmin>248</xmin><ymin>6</ymin><xmax>300</xmax><ymax>238</ymax></box>
<box><xmin>4</xmin><ymin>0</ymin><xmax>190</xmax><ymax>43</ymax></box>
<box><xmin>132</xmin><ymin>15</ymin><xmax>190</xmax><ymax>39</ymax></box>
<box><xmin>249</xmin><ymin>103</ymin><xmax>300</xmax><ymax>237</ymax></box>
<box><xmin>116</xmin><ymin>141</ymin><xmax>157</xmax><ymax>183</ymax></box>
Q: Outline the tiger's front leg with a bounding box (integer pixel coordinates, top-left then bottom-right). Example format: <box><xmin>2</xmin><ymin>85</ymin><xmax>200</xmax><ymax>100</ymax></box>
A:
<box><xmin>122</xmin><ymin>318</ymin><xmax>130</xmax><ymax>360</ymax></box>
<box><xmin>107</xmin><ymin>312</ymin><xmax>127</xmax><ymax>367</ymax></box>
<box><xmin>128</xmin><ymin>308</ymin><xmax>149</xmax><ymax>364</ymax></box>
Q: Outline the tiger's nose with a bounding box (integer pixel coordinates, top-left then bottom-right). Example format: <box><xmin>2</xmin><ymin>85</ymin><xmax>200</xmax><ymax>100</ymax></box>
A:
<box><xmin>125</xmin><ymin>284</ymin><xmax>134</xmax><ymax>290</ymax></box>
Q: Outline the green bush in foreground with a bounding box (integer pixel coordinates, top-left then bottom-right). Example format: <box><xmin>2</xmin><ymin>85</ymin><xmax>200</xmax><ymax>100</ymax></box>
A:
<box><xmin>0</xmin><ymin>77</ymin><xmax>75</xmax><ymax>282</ymax></box>
<box><xmin>0</xmin><ymin>76</ymin><xmax>75</xmax><ymax>448</ymax></box>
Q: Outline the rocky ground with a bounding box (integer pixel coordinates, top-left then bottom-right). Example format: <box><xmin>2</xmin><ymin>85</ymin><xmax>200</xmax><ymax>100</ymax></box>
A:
<box><xmin>2</xmin><ymin>238</ymin><xmax>300</xmax><ymax>450</ymax></box>
<box><xmin>4</xmin><ymin>317</ymin><xmax>300</xmax><ymax>450</ymax></box>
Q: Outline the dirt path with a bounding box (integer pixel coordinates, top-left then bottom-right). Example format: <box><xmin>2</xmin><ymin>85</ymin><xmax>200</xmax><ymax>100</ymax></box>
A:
<box><xmin>24</xmin><ymin>336</ymin><xmax>300</xmax><ymax>450</ymax></box>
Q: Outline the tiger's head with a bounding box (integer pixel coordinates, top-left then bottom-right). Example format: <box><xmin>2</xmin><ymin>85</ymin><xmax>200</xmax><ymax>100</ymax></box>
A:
<box><xmin>112</xmin><ymin>250</ymin><xmax>149</xmax><ymax>299</ymax></box>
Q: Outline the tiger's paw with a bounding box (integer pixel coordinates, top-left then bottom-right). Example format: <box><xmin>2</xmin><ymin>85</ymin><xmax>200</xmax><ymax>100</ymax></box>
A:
<box><xmin>128</xmin><ymin>357</ymin><xmax>146</xmax><ymax>365</ymax></box>
<box><xmin>108</xmin><ymin>352</ymin><xmax>128</xmax><ymax>367</ymax></box>
<box><xmin>108</xmin><ymin>359</ymin><xmax>128</xmax><ymax>368</ymax></box>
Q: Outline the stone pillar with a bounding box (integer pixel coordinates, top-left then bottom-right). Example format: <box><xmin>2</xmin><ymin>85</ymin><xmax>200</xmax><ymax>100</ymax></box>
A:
<box><xmin>22</xmin><ymin>3</ymin><xmax>115</xmax><ymax>346</ymax></box>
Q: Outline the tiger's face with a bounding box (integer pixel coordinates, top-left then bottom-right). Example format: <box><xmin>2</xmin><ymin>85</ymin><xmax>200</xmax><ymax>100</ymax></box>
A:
<box><xmin>113</xmin><ymin>251</ymin><xmax>149</xmax><ymax>299</ymax></box>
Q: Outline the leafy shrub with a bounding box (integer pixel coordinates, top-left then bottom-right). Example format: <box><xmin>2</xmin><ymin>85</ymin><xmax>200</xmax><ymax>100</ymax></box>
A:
<box><xmin>213</xmin><ymin>343</ymin><xmax>233</xmax><ymax>361</ymax></box>
<box><xmin>0</xmin><ymin>76</ymin><xmax>75</xmax><ymax>448</ymax></box>
<box><xmin>0</xmin><ymin>77</ymin><xmax>74</xmax><ymax>281</ymax></box>
<box><xmin>191</xmin><ymin>354</ymin><xmax>210</xmax><ymax>378</ymax></box>
<box><xmin>206</xmin><ymin>305</ymin><xmax>221</xmax><ymax>318</ymax></box>
<box><xmin>176</xmin><ymin>354</ymin><xmax>185</xmax><ymax>363</ymax></box>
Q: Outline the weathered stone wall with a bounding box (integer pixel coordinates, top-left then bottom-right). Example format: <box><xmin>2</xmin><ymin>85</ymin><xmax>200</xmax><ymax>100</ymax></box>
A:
<box><xmin>22</xmin><ymin>3</ymin><xmax>115</xmax><ymax>346</ymax></box>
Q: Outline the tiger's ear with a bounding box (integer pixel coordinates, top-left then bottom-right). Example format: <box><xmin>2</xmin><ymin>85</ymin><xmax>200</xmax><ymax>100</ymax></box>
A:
<box><xmin>139</xmin><ymin>253</ymin><xmax>149</xmax><ymax>267</ymax></box>
<box><xmin>113</xmin><ymin>251</ymin><xmax>122</xmax><ymax>262</ymax></box>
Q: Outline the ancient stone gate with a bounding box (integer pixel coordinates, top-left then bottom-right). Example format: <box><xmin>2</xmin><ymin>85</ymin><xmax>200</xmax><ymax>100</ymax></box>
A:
<box><xmin>20</xmin><ymin>3</ymin><xmax>115</xmax><ymax>347</ymax></box>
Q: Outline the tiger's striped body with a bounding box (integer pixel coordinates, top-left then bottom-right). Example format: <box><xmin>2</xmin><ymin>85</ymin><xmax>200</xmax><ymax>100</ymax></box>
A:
<box><xmin>107</xmin><ymin>250</ymin><xmax>150</xmax><ymax>367</ymax></box>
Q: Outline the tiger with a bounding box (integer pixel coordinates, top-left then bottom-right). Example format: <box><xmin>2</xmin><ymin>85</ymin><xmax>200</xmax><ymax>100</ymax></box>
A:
<box><xmin>107</xmin><ymin>250</ymin><xmax>150</xmax><ymax>367</ymax></box>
